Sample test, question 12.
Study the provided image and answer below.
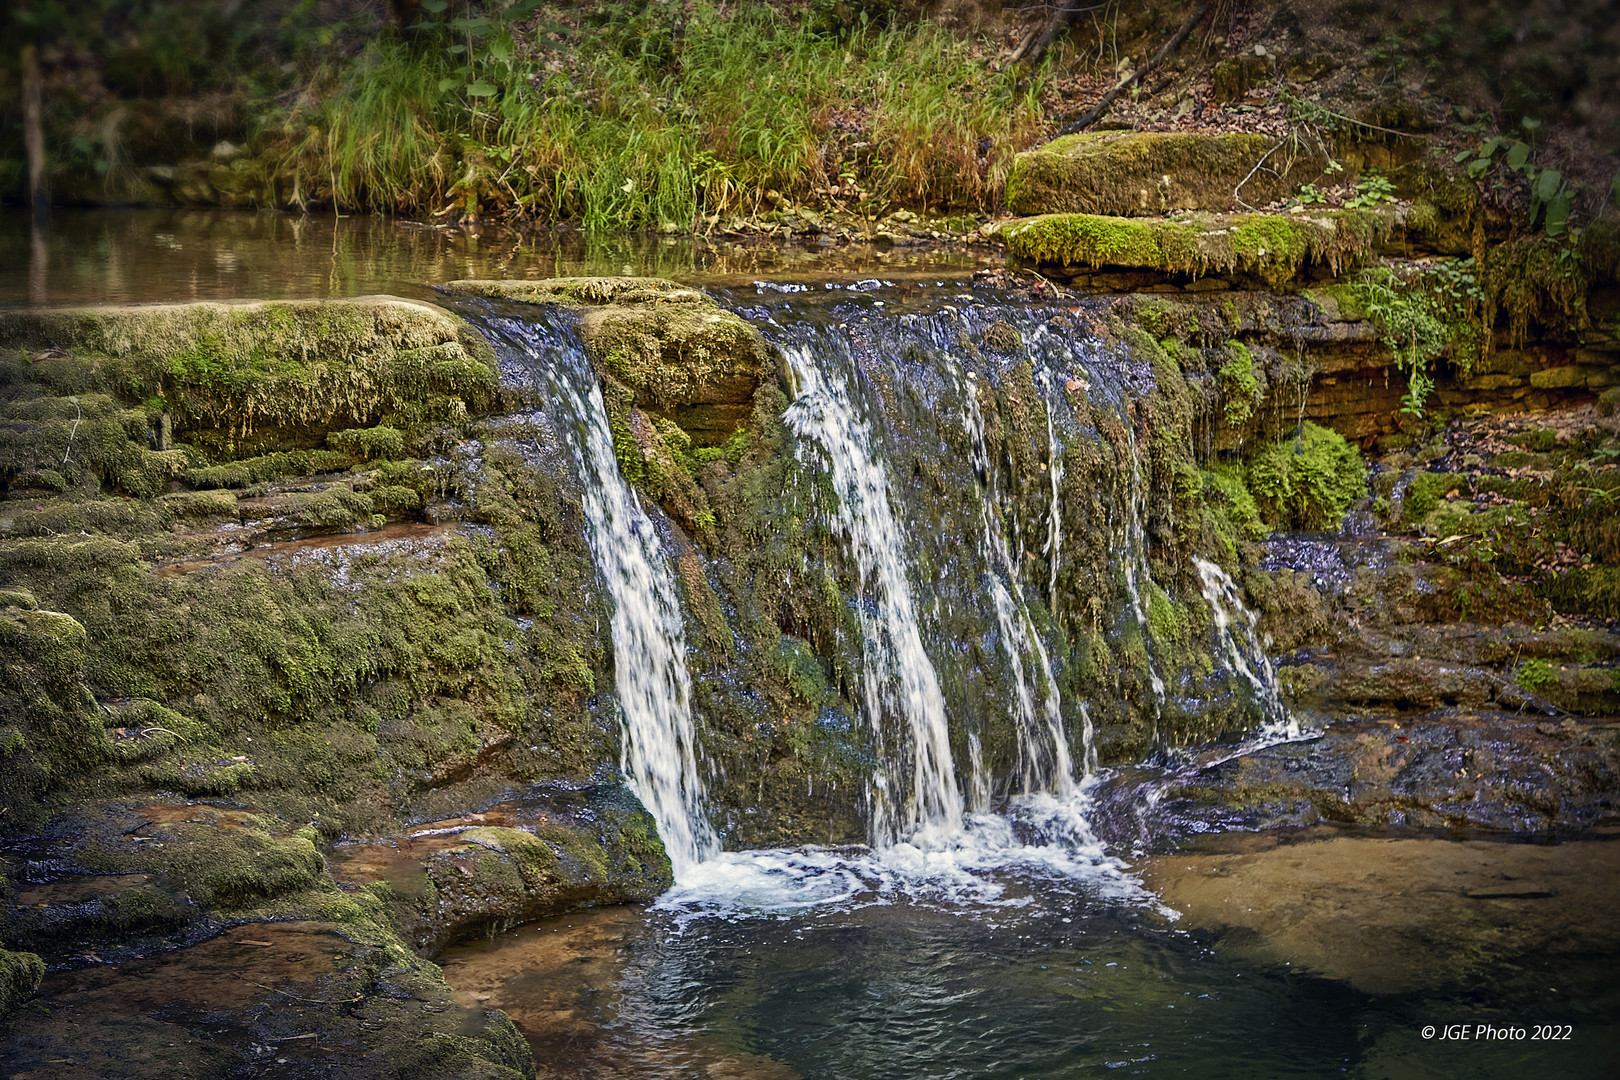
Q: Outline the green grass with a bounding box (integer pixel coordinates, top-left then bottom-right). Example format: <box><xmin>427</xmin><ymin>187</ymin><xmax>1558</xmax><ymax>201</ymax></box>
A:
<box><xmin>267</xmin><ymin>2</ymin><xmax>1049</xmax><ymax>228</ymax></box>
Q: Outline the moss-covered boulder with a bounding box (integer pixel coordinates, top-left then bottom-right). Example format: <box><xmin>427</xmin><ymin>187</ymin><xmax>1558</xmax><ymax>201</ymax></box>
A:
<box><xmin>443</xmin><ymin>277</ymin><xmax>767</xmax><ymax>538</ymax></box>
<box><xmin>1002</xmin><ymin>207</ymin><xmax>1394</xmax><ymax>285</ymax></box>
<box><xmin>333</xmin><ymin>784</ymin><xmax>672</xmax><ymax>954</ymax></box>
<box><xmin>442</xmin><ymin>277</ymin><xmax>766</xmax><ymax>443</ymax></box>
<box><xmin>1005</xmin><ymin>131</ymin><xmax>1335</xmax><ymax>218</ymax></box>
<box><xmin>0</xmin><ymin>597</ymin><xmax>107</xmax><ymax>821</ymax></box>
<box><xmin>0</xmin><ymin>949</ymin><xmax>44</xmax><ymax>1020</ymax></box>
<box><xmin>0</xmin><ymin>298</ymin><xmax>498</xmax><ymax>457</ymax></box>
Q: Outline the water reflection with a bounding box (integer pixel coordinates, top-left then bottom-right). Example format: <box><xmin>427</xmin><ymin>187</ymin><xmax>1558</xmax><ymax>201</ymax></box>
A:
<box><xmin>0</xmin><ymin>209</ymin><xmax>998</xmax><ymax>307</ymax></box>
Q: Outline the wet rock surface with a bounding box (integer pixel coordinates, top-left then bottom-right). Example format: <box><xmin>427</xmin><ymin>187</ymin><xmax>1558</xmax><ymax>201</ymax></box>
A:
<box><xmin>1097</xmin><ymin>709</ymin><xmax>1620</xmax><ymax>844</ymax></box>
<box><xmin>1142</xmin><ymin>830</ymin><xmax>1620</xmax><ymax>995</ymax></box>
<box><xmin>0</xmin><ymin>798</ymin><xmax>539</xmax><ymax>1079</ymax></box>
<box><xmin>327</xmin><ymin>783</ymin><xmax>671</xmax><ymax>955</ymax></box>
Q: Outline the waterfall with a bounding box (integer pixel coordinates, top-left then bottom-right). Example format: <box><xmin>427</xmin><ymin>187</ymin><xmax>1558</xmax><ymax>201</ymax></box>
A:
<box><xmin>1120</xmin><ymin>424</ymin><xmax>1167</xmax><ymax>709</ymax></box>
<box><xmin>780</xmin><ymin>336</ymin><xmax>964</xmax><ymax>849</ymax></box>
<box><xmin>475</xmin><ymin>311</ymin><xmax>718</xmax><ymax>879</ymax></box>
<box><xmin>1194</xmin><ymin>558</ymin><xmax>1297</xmax><ymax>738</ymax></box>
<box><xmin>959</xmin><ymin>370</ymin><xmax>1075</xmax><ymax>797</ymax></box>
<box><xmin>1035</xmin><ymin>366</ymin><xmax>1065</xmax><ymax>627</ymax></box>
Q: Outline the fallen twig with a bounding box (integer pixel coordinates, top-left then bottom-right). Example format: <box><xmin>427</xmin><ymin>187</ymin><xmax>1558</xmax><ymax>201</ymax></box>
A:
<box><xmin>257</xmin><ymin>984</ymin><xmax>364</xmax><ymax>1006</ymax></box>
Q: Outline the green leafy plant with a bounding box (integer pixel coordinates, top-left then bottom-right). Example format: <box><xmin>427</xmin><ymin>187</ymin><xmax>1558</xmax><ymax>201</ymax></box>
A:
<box><xmin>1344</xmin><ymin>172</ymin><xmax>1395</xmax><ymax>209</ymax></box>
<box><xmin>1353</xmin><ymin>261</ymin><xmax>1480</xmax><ymax>416</ymax></box>
<box><xmin>1515</xmin><ymin>656</ymin><xmax>1556</xmax><ymax>692</ymax></box>
<box><xmin>1457</xmin><ymin>119</ymin><xmax>1573</xmax><ymax>237</ymax></box>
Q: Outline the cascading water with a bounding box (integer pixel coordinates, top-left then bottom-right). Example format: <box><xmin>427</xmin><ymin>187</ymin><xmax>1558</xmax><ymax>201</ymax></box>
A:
<box><xmin>779</xmin><ymin>335</ymin><xmax>964</xmax><ymax>849</ymax></box>
<box><xmin>1120</xmin><ymin>424</ymin><xmax>1167</xmax><ymax>710</ymax></box>
<box><xmin>1194</xmin><ymin>557</ymin><xmax>1298</xmax><ymax>738</ymax></box>
<box><xmin>473</xmin><ymin>310</ymin><xmax>718</xmax><ymax>879</ymax></box>
<box><xmin>1036</xmin><ymin>366</ymin><xmax>1066</xmax><ymax>626</ymax></box>
<box><xmin>959</xmin><ymin>369</ymin><xmax>1074</xmax><ymax>797</ymax></box>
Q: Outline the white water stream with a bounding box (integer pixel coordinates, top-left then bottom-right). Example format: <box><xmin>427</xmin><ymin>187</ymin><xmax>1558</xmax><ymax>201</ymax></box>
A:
<box><xmin>780</xmin><ymin>337</ymin><xmax>964</xmax><ymax>848</ymax></box>
<box><xmin>505</xmin><ymin>317</ymin><xmax>720</xmax><ymax>879</ymax></box>
<box><xmin>1194</xmin><ymin>557</ymin><xmax>1299</xmax><ymax>739</ymax></box>
<box><xmin>959</xmin><ymin>370</ymin><xmax>1076</xmax><ymax>795</ymax></box>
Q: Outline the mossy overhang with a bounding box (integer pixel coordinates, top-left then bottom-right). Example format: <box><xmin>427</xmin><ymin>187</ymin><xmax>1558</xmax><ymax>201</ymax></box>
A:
<box><xmin>0</xmin><ymin>296</ymin><xmax>498</xmax><ymax>455</ymax></box>
<box><xmin>1005</xmin><ymin>131</ymin><xmax>1336</xmax><ymax>218</ymax></box>
<box><xmin>1001</xmin><ymin>207</ymin><xmax>1397</xmax><ymax>284</ymax></box>
<box><xmin>443</xmin><ymin>277</ymin><xmax>767</xmax><ymax>444</ymax></box>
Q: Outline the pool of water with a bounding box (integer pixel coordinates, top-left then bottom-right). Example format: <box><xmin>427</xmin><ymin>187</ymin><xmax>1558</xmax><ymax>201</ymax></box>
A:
<box><xmin>0</xmin><ymin>209</ymin><xmax>995</xmax><ymax>307</ymax></box>
<box><xmin>440</xmin><ymin>831</ymin><xmax>1620</xmax><ymax>1080</ymax></box>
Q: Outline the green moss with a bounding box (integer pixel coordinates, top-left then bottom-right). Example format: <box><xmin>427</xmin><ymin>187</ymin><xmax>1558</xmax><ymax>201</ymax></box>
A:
<box><xmin>0</xmin><ymin>298</ymin><xmax>498</xmax><ymax>456</ymax></box>
<box><xmin>330</xmin><ymin>425</ymin><xmax>407</xmax><ymax>460</ymax></box>
<box><xmin>1005</xmin><ymin>131</ymin><xmax>1332</xmax><ymax>217</ymax></box>
<box><xmin>1203</xmin><ymin>464</ymin><xmax>1268</xmax><ymax>556</ymax></box>
<box><xmin>0</xmin><ymin>949</ymin><xmax>45</xmax><ymax>1019</ymax></box>
<box><xmin>1248</xmin><ymin>422</ymin><xmax>1366</xmax><ymax>531</ymax></box>
<box><xmin>1218</xmin><ymin>342</ymin><xmax>1262</xmax><ymax>426</ymax></box>
<box><xmin>1146</xmin><ymin>584</ymin><xmax>1191</xmax><ymax>654</ymax></box>
<box><xmin>1399</xmin><ymin>471</ymin><xmax>1453</xmax><ymax>526</ymax></box>
<box><xmin>1004</xmin><ymin>208</ymin><xmax>1393</xmax><ymax>284</ymax></box>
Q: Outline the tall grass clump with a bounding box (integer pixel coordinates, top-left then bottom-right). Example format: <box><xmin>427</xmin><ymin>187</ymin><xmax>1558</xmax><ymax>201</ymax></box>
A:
<box><xmin>278</xmin><ymin>41</ymin><xmax>449</xmax><ymax>212</ymax></box>
<box><xmin>262</xmin><ymin>1</ymin><xmax>1051</xmax><ymax>229</ymax></box>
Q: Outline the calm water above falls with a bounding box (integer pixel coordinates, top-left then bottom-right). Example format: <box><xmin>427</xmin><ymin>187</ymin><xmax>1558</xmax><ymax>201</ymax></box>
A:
<box><xmin>0</xmin><ymin>208</ymin><xmax>991</xmax><ymax>307</ymax></box>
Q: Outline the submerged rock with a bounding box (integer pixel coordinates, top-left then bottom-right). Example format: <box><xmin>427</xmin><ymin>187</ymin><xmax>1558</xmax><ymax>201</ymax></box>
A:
<box><xmin>1143</xmin><ymin>832</ymin><xmax>1620</xmax><ymax>994</ymax></box>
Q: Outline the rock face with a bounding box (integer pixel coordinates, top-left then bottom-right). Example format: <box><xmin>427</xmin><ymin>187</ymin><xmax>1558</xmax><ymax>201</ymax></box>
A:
<box><xmin>0</xmin><ymin>294</ymin><xmax>675</xmax><ymax>1075</ymax></box>
<box><xmin>327</xmin><ymin>784</ymin><xmax>672</xmax><ymax>956</ymax></box>
<box><xmin>0</xmin><ymin>799</ymin><xmax>538</xmax><ymax>1079</ymax></box>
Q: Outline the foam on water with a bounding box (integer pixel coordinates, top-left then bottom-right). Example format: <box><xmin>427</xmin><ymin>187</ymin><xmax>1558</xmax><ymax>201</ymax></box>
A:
<box><xmin>655</xmin><ymin>788</ymin><xmax>1142</xmax><ymax>921</ymax></box>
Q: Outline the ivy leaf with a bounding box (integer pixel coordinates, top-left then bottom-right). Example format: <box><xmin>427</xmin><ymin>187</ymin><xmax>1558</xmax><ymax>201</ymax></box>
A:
<box><xmin>1467</xmin><ymin>159</ymin><xmax>1491</xmax><ymax>179</ymax></box>
<box><xmin>465</xmin><ymin>81</ymin><xmax>498</xmax><ymax>96</ymax></box>
<box><xmin>1535</xmin><ymin>168</ymin><xmax>1562</xmax><ymax>202</ymax></box>
<box><xmin>488</xmin><ymin>37</ymin><xmax>513</xmax><ymax>62</ymax></box>
<box><xmin>1480</xmin><ymin>136</ymin><xmax>1505</xmax><ymax>156</ymax></box>
<box><xmin>1544</xmin><ymin>192</ymin><xmax>1571</xmax><ymax>237</ymax></box>
<box><xmin>437</xmin><ymin>77</ymin><xmax>460</xmax><ymax>93</ymax></box>
<box><xmin>1506</xmin><ymin>140</ymin><xmax>1531</xmax><ymax>170</ymax></box>
<box><xmin>1455</xmin><ymin>149</ymin><xmax>1473</xmax><ymax>163</ymax></box>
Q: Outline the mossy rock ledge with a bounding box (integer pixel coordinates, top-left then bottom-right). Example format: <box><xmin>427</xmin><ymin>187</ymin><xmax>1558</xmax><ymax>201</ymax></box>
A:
<box><xmin>1001</xmin><ymin>207</ymin><xmax>1396</xmax><ymax>284</ymax></box>
<box><xmin>1005</xmin><ymin>131</ymin><xmax>1337</xmax><ymax>218</ymax></box>
<box><xmin>442</xmin><ymin>277</ymin><xmax>767</xmax><ymax>443</ymax></box>
<box><xmin>0</xmin><ymin>296</ymin><xmax>499</xmax><ymax>457</ymax></box>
